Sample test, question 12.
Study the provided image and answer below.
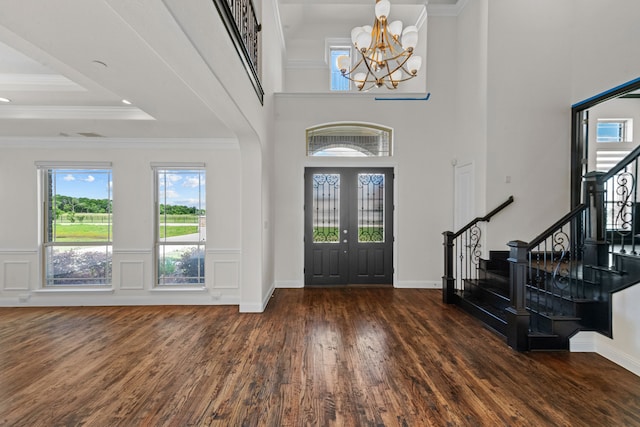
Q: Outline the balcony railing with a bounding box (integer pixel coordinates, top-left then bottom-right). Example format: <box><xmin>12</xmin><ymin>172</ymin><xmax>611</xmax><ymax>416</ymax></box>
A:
<box><xmin>212</xmin><ymin>0</ymin><xmax>264</xmax><ymax>104</ymax></box>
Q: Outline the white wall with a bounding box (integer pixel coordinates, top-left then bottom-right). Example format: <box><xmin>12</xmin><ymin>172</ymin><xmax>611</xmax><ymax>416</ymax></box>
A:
<box><xmin>0</xmin><ymin>139</ymin><xmax>242</xmax><ymax>306</ymax></box>
<box><xmin>273</xmin><ymin>16</ymin><xmax>457</xmax><ymax>288</ymax></box>
<box><xmin>453</xmin><ymin>0</ymin><xmax>489</xmax><ymax>248</ymax></box>
<box><xmin>571</xmin><ymin>283</ymin><xmax>640</xmax><ymax>377</ymax></box>
<box><xmin>570</xmin><ymin>0</ymin><xmax>640</xmax><ymax>104</ymax></box>
<box><xmin>483</xmin><ymin>0</ymin><xmax>574</xmax><ymax>249</ymax></box>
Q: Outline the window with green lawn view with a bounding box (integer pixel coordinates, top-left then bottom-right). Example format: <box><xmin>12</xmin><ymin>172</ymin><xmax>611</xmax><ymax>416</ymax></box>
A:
<box><xmin>155</xmin><ymin>167</ymin><xmax>206</xmax><ymax>286</ymax></box>
<box><xmin>41</xmin><ymin>166</ymin><xmax>112</xmax><ymax>286</ymax></box>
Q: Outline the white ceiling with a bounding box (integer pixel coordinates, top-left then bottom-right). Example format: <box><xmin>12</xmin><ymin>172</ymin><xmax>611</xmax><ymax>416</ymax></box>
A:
<box><xmin>0</xmin><ymin>0</ymin><xmax>459</xmax><ymax>140</ymax></box>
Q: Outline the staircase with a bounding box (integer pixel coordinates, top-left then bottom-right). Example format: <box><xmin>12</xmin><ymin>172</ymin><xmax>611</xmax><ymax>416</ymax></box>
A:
<box><xmin>456</xmin><ymin>250</ymin><xmax>510</xmax><ymax>336</ymax></box>
<box><xmin>464</xmin><ymin>248</ymin><xmax>640</xmax><ymax>350</ymax></box>
<box><xmin>444</xmin><ymin>145</ymin><xmax>640</xmax><ymax>351</ymax></box>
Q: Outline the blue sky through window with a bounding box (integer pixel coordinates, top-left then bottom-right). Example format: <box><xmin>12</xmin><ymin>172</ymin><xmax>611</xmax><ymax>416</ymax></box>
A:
<box><xmin>597</xmin><ymin>121</ymin><xmax>625</xmax><ymax>143</ymax></box>
<box><xmin>53</xmin><ymin>169</ymin><xmax>111</xmax><ymax>199</ymax></box>
<box><xmin>157</xmin><ymin>170</ymin><xmax>205</xmax><ymax>209</ymax></box>
<box><xmin>331</xmin><ymin>48</ymin><xmax>350</xmax><ymax>91</ymax></box>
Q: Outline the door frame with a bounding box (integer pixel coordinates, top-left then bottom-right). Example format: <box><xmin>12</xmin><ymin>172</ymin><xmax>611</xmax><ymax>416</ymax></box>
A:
<box><xmin>302</xmin><ymin>165</ymin><xmax>397</xmax><ymax>286</ymax></box>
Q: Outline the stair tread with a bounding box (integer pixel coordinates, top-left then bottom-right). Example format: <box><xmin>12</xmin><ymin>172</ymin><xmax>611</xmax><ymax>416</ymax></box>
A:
<box><xmin>528</xmin><ymin>331</ymin><xmax>559</xmax><ymax>338</ymax></box>
<box><xmin>456</xmin><ymin>290</ymin><xmax>507</xmax><ymax>321</ymax></box>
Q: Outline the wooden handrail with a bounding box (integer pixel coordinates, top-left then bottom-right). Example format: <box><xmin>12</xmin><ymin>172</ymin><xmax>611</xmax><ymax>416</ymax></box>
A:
<box><xmin>451</xmin><ymin>196</ymin><xmax>514</xmax><ymax>239</ymax></box>
<box><xmin>526</xmin><ymin>203</ymin><xmax>587</xmax><ymax>250</ymax></box>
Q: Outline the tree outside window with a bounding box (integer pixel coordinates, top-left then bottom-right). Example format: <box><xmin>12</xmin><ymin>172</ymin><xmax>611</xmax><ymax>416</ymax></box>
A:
<box><xmin>42</xmin><ymin>167</ymin><xmax>112</xmax><ymax>286</ymax></box>
<box><xmin>155</xmin><ymin>168</ymin><xmax>206</xmax><ymax>286</ymax></box>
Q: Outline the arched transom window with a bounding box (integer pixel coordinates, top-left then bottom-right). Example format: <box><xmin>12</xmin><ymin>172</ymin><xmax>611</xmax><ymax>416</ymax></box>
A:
<box><xmin>306</xmin><ymin>123</ymin><xmax>392</xmax><ymax>157</ymax></box>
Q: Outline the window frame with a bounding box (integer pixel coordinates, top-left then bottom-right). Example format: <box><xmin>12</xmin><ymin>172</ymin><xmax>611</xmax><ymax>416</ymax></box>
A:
<box><xmin>37</xmin><ymin>162</ymin><xmax>113</xmax><ymax>287</ymax></box>
<box><xmin>306</xmin><ymin>122</ymin><xmax>393</xmax><ymax>157</ymax></box>
<box><xmin>153</xmin><ymin>164</ymin><xmax>207</xmax><ymax>288</ymax></box>
<box><xmin>327</xmin><ymin>39</ymin><xmax>353</xmax><ymax>92</ymax></box>
<box><xmin>329</xmin><ymin>46</ymin><xmax>353</xmax><ymax>93</ymax></box>
<box><xmin>596</xmin><ymin>118</ymin><xmax>633</xmax><ymax>143</ymax></box>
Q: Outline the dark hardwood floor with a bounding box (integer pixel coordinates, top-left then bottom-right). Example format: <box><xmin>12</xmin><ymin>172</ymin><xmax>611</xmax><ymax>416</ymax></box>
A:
<box><xmin>1</xmin><ymin>288</ymin><xmax>639</xmax><ymax>426</ymax></box>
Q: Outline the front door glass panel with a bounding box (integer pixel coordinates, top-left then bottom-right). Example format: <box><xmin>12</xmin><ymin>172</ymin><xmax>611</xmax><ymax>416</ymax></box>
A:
<box><xmin>357</xmin><ymin>173</ymin><xmax>385</xmax><ymax>243</ymax></box>
<box><xmin>312</xmin><ymin>174</ymin><xmax>340</xmax><ymax>243</ymax></box>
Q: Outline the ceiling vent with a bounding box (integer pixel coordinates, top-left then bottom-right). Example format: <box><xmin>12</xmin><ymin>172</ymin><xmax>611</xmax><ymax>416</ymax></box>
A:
<box><xmin>77</xmin><ymin>132</ymin><xmax>105</xmax><ymax>137</ymax></box>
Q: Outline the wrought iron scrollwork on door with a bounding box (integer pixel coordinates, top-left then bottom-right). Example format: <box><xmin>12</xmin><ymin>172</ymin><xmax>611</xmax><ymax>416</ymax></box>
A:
<box><xmin>312</xmin><ymin>174</ymin><xmax>341</xmax><ymax>243</ymax></box>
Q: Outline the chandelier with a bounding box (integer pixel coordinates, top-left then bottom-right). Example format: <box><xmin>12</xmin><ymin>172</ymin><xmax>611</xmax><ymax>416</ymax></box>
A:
<box><xmin>336</xmin><ymin>0</ymin><xmax>422</xmax><ymax>91</ymax></box>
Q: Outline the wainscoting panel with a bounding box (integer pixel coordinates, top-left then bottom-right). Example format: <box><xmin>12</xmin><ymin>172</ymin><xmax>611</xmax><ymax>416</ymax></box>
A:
<box><xmin>119</xmin><ymin>260</ymin><xmax>145</xmax><ymax>290</ymax></box>
<box><xmin>0</xmin><ymin>250</ymin><xmax>38</xmax><ymax>293</ymax></box>
<box><xmin>207</xmin><ymin>249</ymin><xmax>241</xmax><ymax>290</ymax></box>
<box><xmin>112</xmin><ymin>250</ymin><xmax>152</xmax><ymax>291</ymax></box>
<box><xmin>2</xmin><ymin>261</ymin><xmax>30</xmax><ymax>291</ymax></box>
<box><xmin>212</xmin><ymin>260</ymin><xmax>239</xmax><ymax>289</ymax></box>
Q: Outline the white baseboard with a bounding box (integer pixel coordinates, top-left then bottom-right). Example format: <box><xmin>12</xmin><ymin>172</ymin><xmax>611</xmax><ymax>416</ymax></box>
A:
<box><xmin>395</xmin><ymin>280</ymin><xmax>442</xmax><ymax>289</ymax></box>
<box><xmin>239</xmin><ymin>282</ymin><xmax>275</xmax><ymax>313</ymax></box>
<box><xmin>0</xmin><ymin>293</ymin><xmax>240</xmax><ymax>307</ymax></box>
<box><xmin>274</xmin><ymin>281</ymin><xmax>442</xmax><ymax>289</ymax></box>
<box><xmin>569</xmin><ymin>331</ymin><xmax>597</xmax><ymax>352</ymax></box>
<box><xmin>274</xmin><ymin>280</ymin><xmax>304</xmax><ymax>288</ymax></box>
<box><xmin>571</xmin><ymin>331</ymin><xmax>640</xmax><ymax>377</ymax></box>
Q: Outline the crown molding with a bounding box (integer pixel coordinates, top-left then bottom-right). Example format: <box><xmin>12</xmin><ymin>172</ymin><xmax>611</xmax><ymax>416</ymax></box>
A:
<box><xmin>0</xmin><ymin>73</ymin><xmax>86</xmax><ymax>92</ymax></box>
<box><xmin>0</xmin><ymin>105</ymin><xmax>154</xmax><ymax>120</ymax></box>
<box><xmin>428</xmin><ymin>0</ymin><xmax>469</xmax><ymax>17</ymax></box>
<box><xmin>0</xmin><ymin>137</ymin><xmax>240</xmax><ymax>150</ymax></box>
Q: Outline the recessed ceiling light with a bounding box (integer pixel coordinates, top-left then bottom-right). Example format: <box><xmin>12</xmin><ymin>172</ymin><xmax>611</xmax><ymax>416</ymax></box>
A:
<box><xmin>0</xmin><ymin>97</ymin><xmax>11</xmax><ymax>103</ymax></box>
<box><xmin>121</xmin><ymin>99</ymin><xmax>132</xmax><ymax>105</ymax></box>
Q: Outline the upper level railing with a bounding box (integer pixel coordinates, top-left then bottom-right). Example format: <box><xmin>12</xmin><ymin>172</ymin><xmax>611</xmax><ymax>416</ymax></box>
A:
<box><xmin>599</xmin><ymin>143</ymin><xmax>640</xmax><ymax>257</ymax></box>
<box><xmin>212</xmin><ymin>0</ymin><xmax>264</xmax><ymax>104</ymax></box>
<box><xmin>442</xmin><ymin>196</ymin><xmax>514</xmax><ymax>303</ymax></box>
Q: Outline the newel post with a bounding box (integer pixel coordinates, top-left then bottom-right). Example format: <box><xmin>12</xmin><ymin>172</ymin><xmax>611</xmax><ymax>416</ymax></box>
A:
<box><xmin>583</xmin><ymin>171</ymin><xmax>608</xmax><ymax>268</ymax></box>
<box><xmin>442</xmin><ymin>231</ymin><xmax>455</xmax><ymax>304</ymax></box>
<box><xmin>505</xmin><ymin>240</ymin><xmax>530</xmax><ymax>351</ymax></box>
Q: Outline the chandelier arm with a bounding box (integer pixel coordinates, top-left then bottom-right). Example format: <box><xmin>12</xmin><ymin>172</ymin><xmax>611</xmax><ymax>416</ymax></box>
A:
<box><xmin>386</xmin><ymin>55</ymin><xmax>412</xmax><ymax>76</ymax></box>
<box><xmin>340</xmin><ymin>55</ymin><xmax>367</xmax><ymax>80</ymax></box>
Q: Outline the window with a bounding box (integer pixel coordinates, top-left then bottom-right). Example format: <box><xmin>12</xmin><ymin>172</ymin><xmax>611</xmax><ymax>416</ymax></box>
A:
<box><xmin>330</xmin><ymin>46</ymin><xmax>351</xmax><ymax>91</ymax></box>
<box><xmin>39</xmin><ymin>164</ymin><xmax>112</xmax><ymax>286</ymax></box>
<box><xmin>597</xmin><ymin>119</ymin><xmax>633</xmax><ymax>143</ymax></box>
<box><xmin>306</xmin><ymin>123</ymin><xmax>392</xmax><ymax>157</ymax></box>
<box><xmin>154</xmin><ymin>166</ymin><xmax>206</xmax><ymax>286</ymax></box>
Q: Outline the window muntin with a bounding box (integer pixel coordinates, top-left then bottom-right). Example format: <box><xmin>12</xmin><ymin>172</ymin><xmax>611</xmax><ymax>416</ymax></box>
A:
<box><xmin>43</xmin><ymin>168</ymin><xmax>112</xmax><ymax>286</ymax></box>
<box><xmin>306</xmin><ymin>123</ymin><xmax>392</xmax><ymax>157</ymax></box>
<box><xmin>155</xmin><ymin>168</ymin><xmax>206</xmax><ymax>286</ymax></box>
<box><xmin>597</xmin><ymin>119</ymin><xmax>633</xmax><ymax>143</ymax></box>
<box><xmin>330</xmin><ymin>47</ymin><xmax>351</xmax><ymax>91</ymax></box>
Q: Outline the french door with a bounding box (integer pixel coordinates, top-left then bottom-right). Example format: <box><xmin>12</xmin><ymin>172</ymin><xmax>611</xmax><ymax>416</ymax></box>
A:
<box><xmin>304</xmin><ymin>167</ymin><xmax>393</xmax><ymax>285</ymax></box>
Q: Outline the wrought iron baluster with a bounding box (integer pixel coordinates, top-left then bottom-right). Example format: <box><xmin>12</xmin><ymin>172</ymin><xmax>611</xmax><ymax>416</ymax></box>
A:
<box><xmin>213</xmin><ymin>0</ymin><xmax>263</xmax><ymax>103</ymax></box>
<box><xmin>633</xmin><ymin>159</ymin><xmax>639</xmax><ymax>255</ymax></box>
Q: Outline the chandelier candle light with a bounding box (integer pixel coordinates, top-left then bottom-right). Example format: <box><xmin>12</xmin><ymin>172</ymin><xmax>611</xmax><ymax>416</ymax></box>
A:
<box><xmin>337</xmin><ymin>0</ymin><xmax>422</xmax><ymax>91</ymax></box>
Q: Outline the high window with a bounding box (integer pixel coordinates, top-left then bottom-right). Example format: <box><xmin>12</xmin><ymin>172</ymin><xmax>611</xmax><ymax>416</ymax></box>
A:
<box><xmin>597</xmin><ymin>119</ymin><xmax>633</xmax><ymax>143</ymax></box>
<box><xmin>38</xmin><ymin>163</ymin><xmax>112</xmax><ymax>286</ymax></box>
<box><xmin>154</xmin><ymin>165</ymin><xmax>206</xmax><ymax>286</ymax></box>
<box><xmin>330</xmin><ymin>46</ymin><xmax>351</xmax><ymax>91</ymax></box>
<box><xmin>306</xmin><ymin>123</ymin><xmax>392</xmax><ymax>157</ymax></box>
